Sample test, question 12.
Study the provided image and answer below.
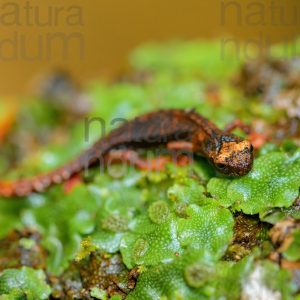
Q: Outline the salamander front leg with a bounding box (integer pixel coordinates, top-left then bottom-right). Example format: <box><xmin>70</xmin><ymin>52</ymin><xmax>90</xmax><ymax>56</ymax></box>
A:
<box><xmin>166</xmin><ymin>141</ymin><xmax>194</xmax><ymax>152</ymax></box>
<box><xmin>224</xmin><ymin>119</ymin><xmax>252</xmax><ymax>134</ymax></box>
<box><xmin>106</xmin><ymin>146</ymin><xmax>193</xmax><ymax>172</ymax></box>
<box><xmin>105</xmin><ymin>150</ymin><xmax>171</xmax><ymax>171</ymax></box>
<box><xmin>166</xmin><ymin>141</ymin><xmax>194</xmax><ymax>166</ymax></box>
<box><xmin>225</xmin><ymin>120</ymin><xmax>268</xmax><ymax>149</ymax></box>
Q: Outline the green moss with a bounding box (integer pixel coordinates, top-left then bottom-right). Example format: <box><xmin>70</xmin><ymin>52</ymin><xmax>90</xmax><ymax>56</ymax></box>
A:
<box><xmin>178</xmin><ymin>204</ymin><xmax>234</xmax><ymax>256</ymax></box>
<box><xmin>167</xmin><ymin>178</ymin><xmax>207</xmax><ymax>205</ymax></box>
<box><xmin>121</xmin><ymin>202</ymin><xmax>233</xmax><ymax>269</ymax></box>
<box><xmin>133</xmin><ymin>238</ymin><xmax>150</xmax><ymax>260</ymax></box>
<box><xmin>207</xmin><ymin>178</ymin><xmax>233</xmax><ymax>207</ymax></box>
<box><xmin>184</xmin><ymin>263</ymin><xmax>214</xmax><ymax>288</ymax></box>
<box><xmin>101</xmin><ymin>213</ymin><xmax>129</xmax><ymax>232</ymax></box>
<box><xmin>75</xmin><ymin>237</ymin><xmax>98</xmax><ymax>261</ymax></box>
<box><xmin>121</xmin><ymin>217</ymin><xmax>182</xmax><ymax>268</ymax></box>
<box><xmin>0</xmin><ymin>267</ymin><xmax>51</xmax><ymax>300</ymax></box>
<box><xmin>127</xmin><ymin>254</ymin><xmax>296</xmax><ymax>300</ymax></box>
<box><xmin>283</xmin><ymin>229</ymin><xmax>300</xmax><ymax>262</ymax></box>
<box><xmin>90</xmin><ymin>287</ymin><xmax>107</xmax><ymax>300</ymax></box>
<box><xmin>260</xmin><ymin>206</ymin><xmax>300</xmax><ymax>224</ymax></box>
<box><xmin>148</xmin><ymin>200</ymin><xmax>170</xmax><ymax>224</ymax></box>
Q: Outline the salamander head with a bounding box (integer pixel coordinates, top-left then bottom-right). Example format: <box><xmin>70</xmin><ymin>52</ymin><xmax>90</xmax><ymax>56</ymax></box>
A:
<box><xmin>212</xmin><ymin>139</ymin><xmax>253</xmax><ymax>177</ymax></box>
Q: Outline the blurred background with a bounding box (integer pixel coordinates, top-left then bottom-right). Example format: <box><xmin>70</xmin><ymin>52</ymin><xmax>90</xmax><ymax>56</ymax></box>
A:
<box><xmin>0</xmin><ymin>0</ymin><xmax>299</xmax><ymax>96</ymax></box>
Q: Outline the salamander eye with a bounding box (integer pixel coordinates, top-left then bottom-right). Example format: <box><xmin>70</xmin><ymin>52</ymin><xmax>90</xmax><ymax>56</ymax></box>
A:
<box><xmin>216</xmin><ymin>163</ymin><xmax>226</xmax><ymax>170</ymax></box>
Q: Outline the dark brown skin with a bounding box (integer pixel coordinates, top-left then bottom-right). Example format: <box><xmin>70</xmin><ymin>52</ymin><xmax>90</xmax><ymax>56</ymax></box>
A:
<box><xmin>0</xmin><ymin>109</ymin><xmax>253</xmax><ymax>198</ymax></box>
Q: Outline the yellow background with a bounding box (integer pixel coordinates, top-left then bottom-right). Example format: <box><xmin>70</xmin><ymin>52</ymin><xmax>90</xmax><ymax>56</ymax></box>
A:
<box><xmin>0</xmin><ymin>0</ymin><xmax>299</xmax><ymax>96</ymax></box>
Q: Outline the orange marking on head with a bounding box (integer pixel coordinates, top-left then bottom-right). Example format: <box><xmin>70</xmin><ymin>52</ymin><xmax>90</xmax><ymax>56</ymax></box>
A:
<box><xmin>212</xmin><ymin>139</ymin><xmax>253</xmax><ymax>177</ymax></box>
<box><xmin>214</xmin><ymin>140</ymin><xmax>251</xmax><ymax>164</ymax></box>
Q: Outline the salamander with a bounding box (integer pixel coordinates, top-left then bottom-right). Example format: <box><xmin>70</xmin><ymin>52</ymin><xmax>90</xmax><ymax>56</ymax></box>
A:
<box><xmin>0</xmin><ymin>109</ymin><xmax>253</xmax><ymax>198</ymax></box>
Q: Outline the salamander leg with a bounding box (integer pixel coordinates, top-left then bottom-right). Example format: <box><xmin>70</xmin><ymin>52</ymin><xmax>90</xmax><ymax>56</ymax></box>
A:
<box><xmin>225</xmin><ymin>120</ymin><xmax>268</xmax><ymax>149</ymax></box>
<box><xmin>166</xmin><ymin>141</ymin><xmax>194</xmax><ymax>152</ymax></box>
<box><xmin>106</xmin><ymin>148</ymin><xmax>192</xmax><ymax>171</ymax></box>
<box><xmin>224</xmin><ymin>119</ymin><xmax>252</xmax><ymax>134</ymax></box>
<box><xmin>166</xmin><ymin>141</ymin><xmax>194</xmax><ymax>166</ymax></box>
<box><xmin>105</xmin><ymin>150</ymin><xmax>171</xmax><ymax>171</ymax></box>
